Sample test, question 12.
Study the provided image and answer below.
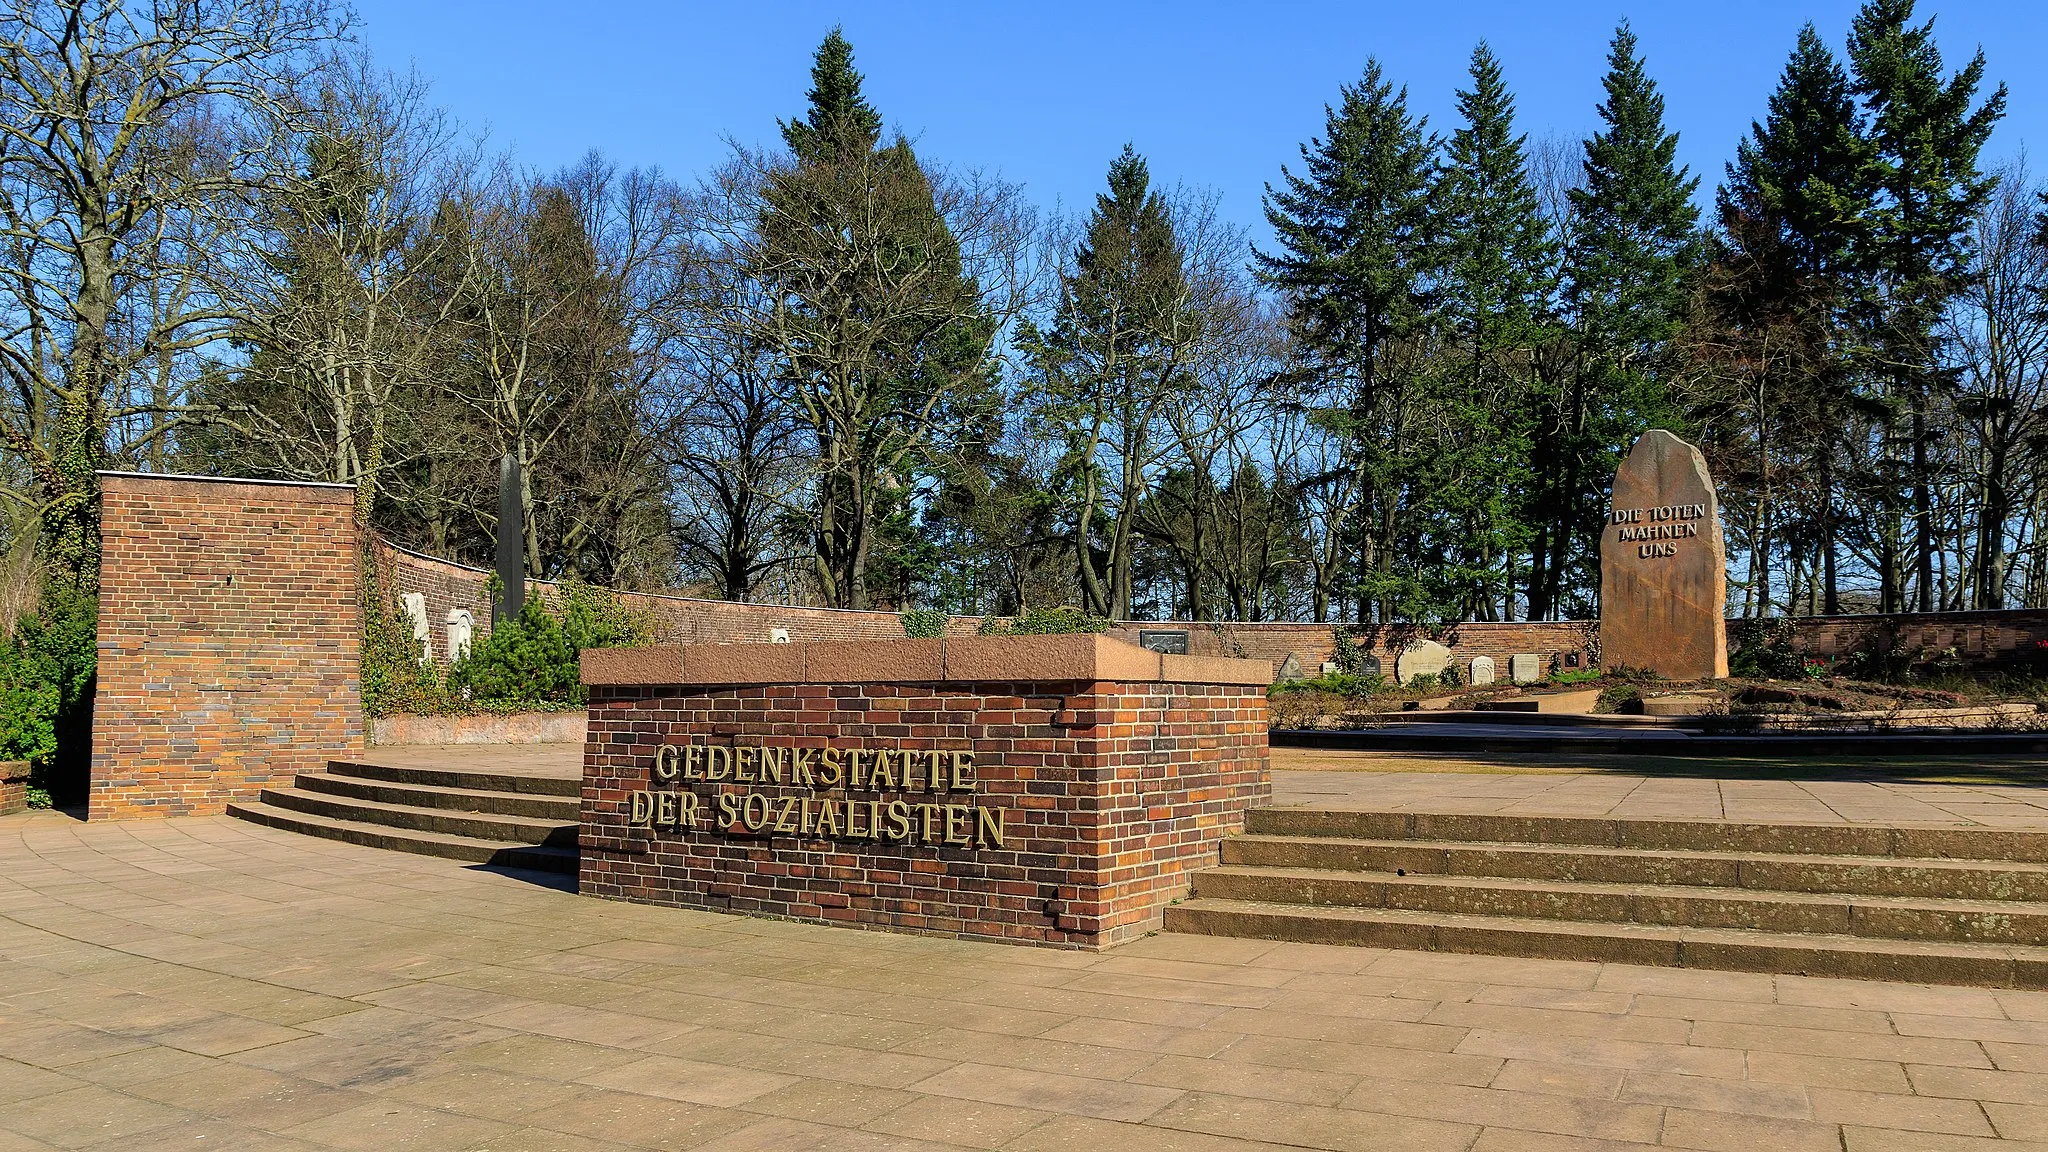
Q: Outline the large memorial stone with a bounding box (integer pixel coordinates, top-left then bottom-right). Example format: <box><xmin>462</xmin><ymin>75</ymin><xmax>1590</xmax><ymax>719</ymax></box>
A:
<box><xmin>1600</xmin><ymin>430</ymin><xmax>1728</xmax><ymax>679</ymax></box>
<box><xmin>1395</xmin><ymin>640</ymin><xmax>1451</xmax><ymax>685</ymax></box>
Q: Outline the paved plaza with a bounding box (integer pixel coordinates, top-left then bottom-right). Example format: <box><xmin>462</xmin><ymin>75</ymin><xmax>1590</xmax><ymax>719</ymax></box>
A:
<box><xmin>6</xmin><ymin>805</ymin><xmax>2048</xmax><ymax>1149</ymax></box>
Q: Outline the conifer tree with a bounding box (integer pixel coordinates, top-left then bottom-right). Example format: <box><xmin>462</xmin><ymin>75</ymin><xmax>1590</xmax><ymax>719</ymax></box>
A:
<box><xmin>1023</xmin><ymin>145</ymin><xmax>1193</xmax><ymax>619</ymax></box>
<box><xmin>1257</xmin><ymin>60</ymin><xmax>1438</xmax><ymax>621</ymax></box>
<box><xmin>1712</xmin><ymin>24</ymin><xmax>1874</xmax><ymax>614</ymax></box>
<box><xmin>1431</xmin><ymin>43</ymin><xmax>1553</xmax><ymax>620</ymax></box>
<box><xmin>1527</xmin><ymin>22</ymin><xmax>1700</xmax><ymax>618</ymax></box>
<box><xmin>754</xmin><ymin>29</ymin><xmax>997</xmax><ymax>609</ymax></box>
<box><xmin>1845</xmin><ymin>0</ymin><xmax>2005</xmax><ymax>611</ymax></box>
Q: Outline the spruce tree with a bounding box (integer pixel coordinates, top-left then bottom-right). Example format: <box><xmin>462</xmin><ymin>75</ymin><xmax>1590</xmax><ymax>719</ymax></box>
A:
<box><xmin>1023</xmin><ymin>145</ymin><xmax>1191</xmax><ymax>619</ymax></box>
<box><xmin>1529</xmin><ymin>22</ymin><xmax>1699</xmax><ymax>619</ymax></box>
<box><xmin>1432</xmin><ymin>42</ymin><xmax>1553</xmax><ymax>620</ymax></box>
<box><xmin>1845</xmin><ymin>0</ymin><xmax>2005</xmax><ymax>611</ymax></box>
<box><xmin>1257</xmin><ymin>59</ymin><xmax>1438</xmax><ymax>621</ymax></box>
<box><xmin>757</xmin><ymin>30</ymin><xmax>995</xmax><ymax>609</ymax></box>
<box><xmin>1713</xmin><ymin>24</ymin><xmax>1874</xmax><ymax>614</ymax></box>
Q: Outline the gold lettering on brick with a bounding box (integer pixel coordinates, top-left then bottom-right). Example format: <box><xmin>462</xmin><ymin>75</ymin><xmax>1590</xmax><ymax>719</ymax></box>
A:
<box><xmin>975</xmin><ymin>806</ymin><xmax>1004</xmax><ymax>849</ymax></box>
<box><xmin>641</xmin><ymin>740</ymin><xmax>1009</xmax><ymax>852</ymax></box>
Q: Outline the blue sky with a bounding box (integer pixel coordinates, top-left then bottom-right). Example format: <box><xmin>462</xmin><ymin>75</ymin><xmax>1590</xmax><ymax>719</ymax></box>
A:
<box><xmin>348</xmin><ymin>1</ymin><xmax>2047</xmax><ymax>242</ymax></box>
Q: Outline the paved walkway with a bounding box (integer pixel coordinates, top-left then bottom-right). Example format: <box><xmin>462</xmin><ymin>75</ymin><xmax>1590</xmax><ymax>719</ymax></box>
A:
<box><xmin>7</xmin><ymin>812</ymin><xmax>2048</xmax><ymax>1149</ymax></box>
<box><xmin>1271</xmin><ymin>766</ymin><xmax>2048</xmax><ymax>829</ymax></box>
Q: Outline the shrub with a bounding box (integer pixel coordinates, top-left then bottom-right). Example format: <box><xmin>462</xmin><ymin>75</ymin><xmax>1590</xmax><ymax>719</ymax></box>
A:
<box><xmin>448</xmin><ymin>582</ymin><xmax>653</xmax><ymax>709</ymax></box>
<box><xmin>901</xmin><ymin>609</ymin><xmax>947</xmax><ymax>639</ymax></box>
<box><xmin>360</xmin><ymin>591</ymin><xmax>455</xmax><ymax>717</ymax></box>
<box><xmin>0</xmin><ymin>582</ymin><xmax>96</xmax><ymax>805</ymax></box>
<box><xmin>1269</xmin><ymin>672</ymin><xmax>1385</xmax><ymax>698</ymax></box>
<box><xmin>978</xmin><ymin>606</ymin><xmax>1110</xmax><ymax>636</ymax></box>
<box><xmin>1730</xmin><ymin>617</ymin><xmax>1802</xmax><ymax>679</ymax></box>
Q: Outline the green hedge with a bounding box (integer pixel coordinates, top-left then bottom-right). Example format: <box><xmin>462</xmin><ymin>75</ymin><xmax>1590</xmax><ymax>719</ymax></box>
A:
<box><xmin>364</xmin><ymin>582</ymin><xmax>653</xmax><ymax>717</ymax></box>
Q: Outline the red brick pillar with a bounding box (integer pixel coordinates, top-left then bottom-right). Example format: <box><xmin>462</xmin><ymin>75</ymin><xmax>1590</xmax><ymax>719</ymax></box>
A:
<box><xmin>579</xmin><ymin>635</ymin><xmax>1272</xmax><ymax>948</ymax></box>
<box><xmin>90</xmin><ymin>473</ymin><xmax>364</xmax><ymax>819</ymax></box>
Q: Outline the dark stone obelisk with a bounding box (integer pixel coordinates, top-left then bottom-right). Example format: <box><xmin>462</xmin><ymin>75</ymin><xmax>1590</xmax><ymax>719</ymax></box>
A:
<box><xmin>1599</xmin><ymin>430</ymin><xmax>1728</xmax><ymax>680</ymax></box>
<box><xmin>495</xmin><ymin>453</ymin><xmax>525</xmax><ymax>625</ymax></box>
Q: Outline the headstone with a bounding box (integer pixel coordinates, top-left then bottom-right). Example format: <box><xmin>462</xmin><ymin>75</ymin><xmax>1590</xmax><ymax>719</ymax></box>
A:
<box><xmin>1469</xmin><ymin>656</ymin><xmax>1495</xmax><ymax>686</ymax></box>
<box><xmin>1600</xmin><ymin>430</ymin><xmax>1729</xmax><ymax>679</ymax></box>
<box><xmin>1358</xmin><ymin>654</ymin><xmax>1382</xmax><ymax>678</ymax></box>
<box><xmin>1394</xmin><ymin>640</ymin><xmax>1451</xmax><ymax>685</ymax></box>
<box><xmin>400</xmin><ymin>592</ymin><xmax>431</xmax><ymax>662</ymax></box>
<box><xmin>444</xmin><ymin>608</ymin><xmax>474</xmax><ymax>661</ymax></box>
<box><xmin>1138</xmin><ymin>629</ymin><xmax>1191</xmax><ymax>655</ymax></box>
<box><xmin>1276</xmin><ymin>653</ymin><xmax>1302</xmax><ymax>681</ymax></box>
<box><xmin>1509</xmin><ymin>653</ymin><xmax>1542</xmax><ymax>684</ymax></box>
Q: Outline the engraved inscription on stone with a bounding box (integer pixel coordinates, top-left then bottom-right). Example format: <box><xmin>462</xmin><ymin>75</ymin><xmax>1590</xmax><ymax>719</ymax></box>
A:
<box><xmin>1469</xmin><ymin>655</ymin><xmax>1495</xmax><ymax>686</ymax></box>
<box><xmin>1509</xmin><ymin>653</ymin><xmax>1542</xmax><ymax>684</ymax></box>
<box><xmin>1599</xmin><ymin>430</ymin><xmax>1728</xmax><ymax>680</ymax></box>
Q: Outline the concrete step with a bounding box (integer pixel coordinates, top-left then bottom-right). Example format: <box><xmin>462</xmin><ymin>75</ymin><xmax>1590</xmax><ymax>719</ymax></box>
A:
<box><xmin>1192</xmin><ymin>864</ymin><xmax>2048</xmax><ymax>947</ymax></box>
<box><xmin>1222</xmin><ymin>833</ymin><xmax>2048</xmax><ymax>901</ymax></box>
<box><xmin>258</xmin><ymin>786</ymin><xmax>577</xmax><ymax>848</ymax></box>
<box><xmin>1248</xmin><ymin>808</ymin><xmax>2048</xmax><ymax>862</ymax></box>
<box><xmin>295</xmin><ymin>771</ymin><xmax>580</xmax><ymax>821</ymax></box>
<box><xmin>226</xmin><ymin>801</ymin><xmax>578</xmax><ymax>874</ymax></box>
<box><xmin>1163</xmin><ymin>897</ymin><xmax>2048</xmax><ymax>990</ymax></box>
<box><xmin>326</xmin><ymin>759</ymin><xmax>580</xmax><ymax>798</ymax></box>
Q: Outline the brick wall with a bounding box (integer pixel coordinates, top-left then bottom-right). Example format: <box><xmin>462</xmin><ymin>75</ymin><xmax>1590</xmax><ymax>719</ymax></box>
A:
<box><xmin>90</xmin><ymin>474</ymin><xmax>364</xmax><ymax>820</ymax></box>
<box><xmin>0</xmin><ymin>761</ymin><xmax>26</xmax><ymax>816</ymax></box>
<box><xmin>375</xmin><ymin>539</ymin><xmax>2048</xmax><ymax>679</ymax></box>
<box><xmin>579</xmin><ymin>636</ymin><xmax>1271</xmax><ymax>949</ymax></box>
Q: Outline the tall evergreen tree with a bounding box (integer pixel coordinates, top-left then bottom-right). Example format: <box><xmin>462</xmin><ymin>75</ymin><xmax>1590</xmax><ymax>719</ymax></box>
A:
<box><xmin>1711</xmin><ymin>24</ymin><xmax>1874</xmax><ymax>614</ymax></box>
<box><xmin>1257</xmin><ymin>59</ymin><xmax>1439</xmax><ymax>620</ymax></box>
<box><xmin>1431</xmin><ymin>42</ymin><xmax>1553</xmax><ymax>620</ymax></box>
<box><xmin>1527</xmin><ymin>22</ymin><xmax>1700</xmax><ymax>618</ymax></box>
<box><xmin>1024</xmin><ymin>145</ymin><xmax>1192</xmax><ymax>620</ymax></box>
<box><xmin>755</xmin><ymin>29</ymin><xmax>997</xmax><ymax>609</ymax></box>
<box><xmin>1846</xmin><ymin>0</ymin><xmax>2005</xmax><ymax>611</ymax></box>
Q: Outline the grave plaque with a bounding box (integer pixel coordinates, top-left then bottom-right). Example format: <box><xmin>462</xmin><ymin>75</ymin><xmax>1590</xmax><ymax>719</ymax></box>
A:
<box><xmin>1600</xmin><ymin>430</ymin><xmax>1728</xmax><ymax>679</ymax></box>
<box><xmin>1395</xmin><ymin>640</ymin><xmax>1451</xmax><ymax>685</ymax></box>
<box><xmin>1469</xmin><ymin>656</ymin><xmax>1496</xmax><ymax>686</ymax></box>
<box><xmin>1138</xmin><ymin>629</ymin><xmax>1191</xmax><ymax>655</ymax></box>
<box><xmin>1509</xmin><ymin>653</ymin><xmax>1542</xmax><ymax>684</ymax></box>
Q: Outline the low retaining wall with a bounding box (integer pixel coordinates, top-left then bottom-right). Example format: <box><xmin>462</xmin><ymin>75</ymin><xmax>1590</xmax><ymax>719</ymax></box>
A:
<box><xmin>0</xmin><ymin>761</ymin><xmax>28</xmax><ymax>815</ymax></box>
<box><xmin>370</xmin><ymin>712</ymin><xmax>586</xmax><ymax>746</ymax></box>
<box><xmin>377</xmin><ymin>539</ymin><xmax>2048</xmax><ymax>679</ymax></box>
<box><xmin>578</xmin><ymin>635</ymin><xmax>1272</xmax><ymax>948</ymax></box>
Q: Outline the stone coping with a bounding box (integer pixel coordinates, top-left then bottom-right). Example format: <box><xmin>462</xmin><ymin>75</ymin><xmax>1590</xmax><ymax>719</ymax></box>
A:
<box><xmin>580</xmin><ymin>633</ymin><xmax>1272</xmax><ymax>688</ymax></box>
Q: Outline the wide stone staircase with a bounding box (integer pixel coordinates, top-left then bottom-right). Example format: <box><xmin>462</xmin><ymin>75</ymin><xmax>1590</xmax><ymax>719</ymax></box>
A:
<box><xmin>1168</xmin><ymin>808</ymin><xmax>2048</xmax><ymax>988</ymax></box>
<box><xmin>228</xmin><ymin>758</ymin><xmax>579</xmax><ymax>875</ymax></box>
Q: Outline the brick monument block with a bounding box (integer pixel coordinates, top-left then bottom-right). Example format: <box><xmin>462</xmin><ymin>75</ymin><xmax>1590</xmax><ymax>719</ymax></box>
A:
<box><xmin>1600</xmin><ymin>430</ymin><xmax>1728</xmax><ymax>679</ymax></box>
<box><xmin>579</xmin><ymin>635</ymin><xmax>1272</xmax><ymax>948</ymax></box>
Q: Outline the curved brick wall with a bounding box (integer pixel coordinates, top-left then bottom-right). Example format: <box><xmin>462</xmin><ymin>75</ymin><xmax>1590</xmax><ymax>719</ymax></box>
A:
<box><xmin>374</xmin><ymin>539</ymin><xmax>2048</xmax><ymax>680</ymax></box>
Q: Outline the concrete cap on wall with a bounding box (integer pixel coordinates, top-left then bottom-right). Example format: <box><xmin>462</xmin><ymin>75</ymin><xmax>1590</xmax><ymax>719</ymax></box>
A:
<box><xmin>580</xmin><ymin>633</ymin><xmax>1272</xmax><ymax>688</ymax></box>
<box><xmin>97</xmin><ymin>471</ymin><xmax>358</xmax><ymax>504</ymax></box>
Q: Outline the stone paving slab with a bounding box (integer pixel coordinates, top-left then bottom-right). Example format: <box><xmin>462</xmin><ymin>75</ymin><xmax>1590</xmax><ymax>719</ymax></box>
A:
<box><xmin>1271</xmin><ymin>767</ymin><xmax>2048</xmax><ymax>829</ymax></box>
<box><xmin>8</xmin><ymin>812</ymin><xmax>2048</xmax><ymax>1147</ymax></box>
